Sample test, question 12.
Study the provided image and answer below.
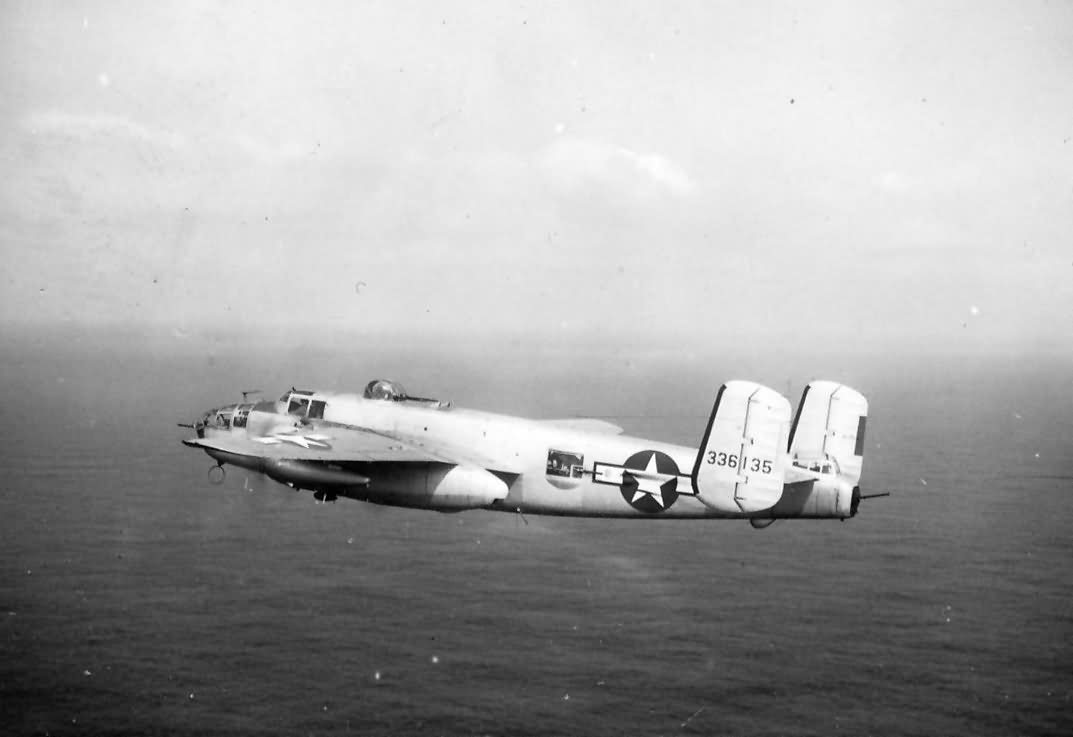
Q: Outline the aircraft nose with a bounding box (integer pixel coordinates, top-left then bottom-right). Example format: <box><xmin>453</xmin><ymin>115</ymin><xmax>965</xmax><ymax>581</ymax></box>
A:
<box><xmin>178</xmin><ymin>410</ymin><xmax>212</xmax><ymax>440</ymax></box>
<box><xmin>183</xmin><ymin>407</ymin><xmax>216</xmax><ymax>439</ymax></box>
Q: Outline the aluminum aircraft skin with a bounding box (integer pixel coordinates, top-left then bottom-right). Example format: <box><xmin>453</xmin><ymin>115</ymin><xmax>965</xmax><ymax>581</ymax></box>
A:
<box><xmin>181</xmin><ymin>378</ymin><xmax>882</xmax><ymax>527</ymax></box>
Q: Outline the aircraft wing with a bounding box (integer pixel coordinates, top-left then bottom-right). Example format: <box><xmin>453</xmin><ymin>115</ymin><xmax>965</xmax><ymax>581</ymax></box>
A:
<box><xmin>538</xmin><ymin>418</ymin><xmax>625</xmax><ymax>435</ymax></box>
<box><xmin>300</xmin><ymin>418</ymin><xmax>525</xmax><ymax>474</ymax></box>
<box><xmin>184</xmin><ymin>423</ymin><xmax>439</xmax><ymax>463</ymax></box>
<box><xmin>389</xmin><ymin>434</ymin><xmax>525</xmax><ymax>475</ymax></box>
<box><xmin>186</xmin><ymin>420</ymin><xmax>525</xmax><ymax>473</ymax></box>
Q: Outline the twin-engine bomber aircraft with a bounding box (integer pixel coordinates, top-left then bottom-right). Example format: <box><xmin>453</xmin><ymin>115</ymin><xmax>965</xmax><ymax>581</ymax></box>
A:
<box><xmin>181</xmin><ymin>379</ymin><xmax>885</xmax><ymax>527</ymax></box>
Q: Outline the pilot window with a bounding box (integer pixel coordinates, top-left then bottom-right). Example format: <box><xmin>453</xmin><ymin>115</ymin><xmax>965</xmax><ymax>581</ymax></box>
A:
<box><xmin>288</xmin><ymin>397</ymin><xmax>311</xmax><ymax>416</ymax></box>
<box><xmin>547</xmin><ymin>449</ymin><xmax>584</xmax><ymax>479</ymax></box>
<box><xmin>308</xmin><ymin>400</ymin><xmax>326</xmax><ymax>420</ymax></box>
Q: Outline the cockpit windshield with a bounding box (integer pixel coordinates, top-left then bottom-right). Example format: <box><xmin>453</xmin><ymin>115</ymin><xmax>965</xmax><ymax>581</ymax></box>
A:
<box><xmin>202</xmin><ymin>403</ymin><xmax>240</xmax><ymax>430</ymax></box>
<box><xmin>363</xmin><ymin>379</ymin><xmax>408</xmax><ymax>401</ymax></box>
<box><xmin>288</xmin><ymin>396</ymin><xmax>311</xmax><ymax>415</ymax></box>
<box><xmin>278</xmin><ymin>389</ymin><xmax>314</xmax><ymax>416</ymax></box>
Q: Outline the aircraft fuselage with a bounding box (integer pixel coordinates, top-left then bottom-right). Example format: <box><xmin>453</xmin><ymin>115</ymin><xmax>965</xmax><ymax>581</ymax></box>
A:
<box><xmin>184</xmin><ymin>383</ymin><xmax>866</xmax><ymax>522</ymax></box>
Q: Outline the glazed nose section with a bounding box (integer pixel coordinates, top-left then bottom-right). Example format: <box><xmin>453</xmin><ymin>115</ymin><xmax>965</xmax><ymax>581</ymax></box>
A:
<box><xmin>178</xmin><ymin>408</ymin><xmax>214</xmax><ymax>440</ymax></box>
<box><xmin>181</xmin><ymin>404</ymin><xmax>239</xmax><ymax>440</ymax></box>
<box><xmin>197</xmin><ymin>408</ymin><xmax>216</xmax><ymax>436</ymax></box>
<box><xmin>207</xmin><ymin>403</ymin><xmax>239</xmax><ymax>429</ymax></box>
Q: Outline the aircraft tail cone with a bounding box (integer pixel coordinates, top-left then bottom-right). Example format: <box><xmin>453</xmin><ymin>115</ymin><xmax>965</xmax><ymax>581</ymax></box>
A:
<box><xmin>852</xmin><ymin>486</ymin><xmax>891</xmax><ymax>516</ymax></box>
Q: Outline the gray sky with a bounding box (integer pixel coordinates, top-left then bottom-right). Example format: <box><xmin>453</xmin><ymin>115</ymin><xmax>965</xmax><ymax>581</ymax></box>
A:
<box><xmin>2</xmin><ymin>0</ymin><xmax>1071</xmax><ymax>357</ymax></box>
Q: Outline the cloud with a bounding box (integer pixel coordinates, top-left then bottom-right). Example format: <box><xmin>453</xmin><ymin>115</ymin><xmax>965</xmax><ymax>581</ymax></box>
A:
<box><xmin>538</xmin><ymin>138</ymin><xmax>696</xmax><ymax>199</ymax></box>
<box><xmin>5</xmin><ymin>111</ymin><xmax>188</xmax><ymax>228</ymax></box>
<box><xmin>24</xmin><ymin>111</ymin><xmax>324</xmax><ymax>166</ymax></box>
<box><xmin>875</xmin><ymin>170</ymin><xmax>910</xmax><ymax>194</ymax></box>
<box><xmin>23</xmin><ymin>111</ymin><xmax>185</xmax><ymax>150</ymax></box>
<box><xmin>624</xmin><ymin>149</ymin><xmax>696</xmax><ymax>196</ymax></box>
<box><xmin>234</xmin><ymin>133</ymin><xmax>318</xmax><ymax>163</ymax></box>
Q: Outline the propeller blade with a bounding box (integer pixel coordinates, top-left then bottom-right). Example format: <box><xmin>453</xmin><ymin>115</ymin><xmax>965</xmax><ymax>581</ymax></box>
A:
<box><xmin>243</xmin><ymin>473</ymin><xmax>267</xmax><ymax>494</ymax></box>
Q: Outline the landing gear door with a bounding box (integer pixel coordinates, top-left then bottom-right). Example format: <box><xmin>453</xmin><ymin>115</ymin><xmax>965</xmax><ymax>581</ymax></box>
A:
<box><xmin>691</xmin><ymin>381</ymin><xmax>790</xmax><ymax>513</ymax></box>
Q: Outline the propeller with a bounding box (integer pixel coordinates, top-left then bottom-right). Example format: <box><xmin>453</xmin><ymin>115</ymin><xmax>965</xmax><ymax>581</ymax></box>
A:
<box><xmin>243</xmin><ymin>471</ymin><xmax>268</xmax><ymax>495</ymax></box>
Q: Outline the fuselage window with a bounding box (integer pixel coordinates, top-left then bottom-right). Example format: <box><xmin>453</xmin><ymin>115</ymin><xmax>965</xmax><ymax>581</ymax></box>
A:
<box><xmin>233</xmin><ymin>404</ymin><xmax>253</xmax><ymax>428</ymax></box>
<box><xmin>308</xmin><ymin>400</ymin><xmax>326</xmax><ymax>420</ymax></box>
<box><xmin>547</xmin><ymin>449</ymin><xmax>584</xmax><ymax>479</ymax></box>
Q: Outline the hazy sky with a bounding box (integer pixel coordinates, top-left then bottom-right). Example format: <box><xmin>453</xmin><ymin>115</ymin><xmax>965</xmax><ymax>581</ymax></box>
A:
<box><xmin>2</xmin><ymin>1</ymin><xmax>1071</xmax><ymax>357</ymax></box>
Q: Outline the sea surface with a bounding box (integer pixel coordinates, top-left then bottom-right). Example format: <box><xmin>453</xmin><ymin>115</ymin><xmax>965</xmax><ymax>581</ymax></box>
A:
<box><xmin>2</xmin><ymin>327</ymin><xmax>1071</xmax><ymax>736</ymax></box>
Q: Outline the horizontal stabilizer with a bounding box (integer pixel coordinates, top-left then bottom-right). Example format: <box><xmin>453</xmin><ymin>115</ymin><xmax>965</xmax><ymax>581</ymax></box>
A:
<box><xmin>691</xmin><ymin>381</ymin><xmax>790</xmax><ymax>513</ymax></box>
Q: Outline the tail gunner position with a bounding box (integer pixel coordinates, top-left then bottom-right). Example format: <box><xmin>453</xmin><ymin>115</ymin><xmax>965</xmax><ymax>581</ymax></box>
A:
<box><xmin>181</xmin><ymin>379</ymin><xmax>887</xmax><ymax>527</ymax></box>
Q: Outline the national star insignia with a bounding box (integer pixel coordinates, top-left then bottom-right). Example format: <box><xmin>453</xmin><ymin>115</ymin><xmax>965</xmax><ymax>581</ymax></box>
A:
<box><xmin>257</xmin><ymin>432</ymin><xmax>333</xmax><ymax>449</ymax></box>
<box><xmin>625</xmin><ymin>453</ymin><xmax>676</xmax><ymax>508</ymax></box>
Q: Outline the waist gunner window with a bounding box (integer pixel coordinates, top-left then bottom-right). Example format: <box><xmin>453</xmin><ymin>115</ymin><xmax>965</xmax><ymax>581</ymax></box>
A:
<box><xmin>547</xmin><ymin>449</ymin><xmax>584</xmax><ymax>479</ymax></box>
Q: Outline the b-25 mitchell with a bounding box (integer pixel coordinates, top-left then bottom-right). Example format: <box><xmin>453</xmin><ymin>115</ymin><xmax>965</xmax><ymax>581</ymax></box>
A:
<box><xmin>182</xmin><ymin>379</ymin><xmax>883</xmax><ymax>527</ymax></box>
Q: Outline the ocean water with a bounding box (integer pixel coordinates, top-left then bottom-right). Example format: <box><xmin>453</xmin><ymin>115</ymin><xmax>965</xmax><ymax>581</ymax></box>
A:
<box><xmin>2</xmin><ymin>328</ymin><xmax>1071</xmax><ymax>736</ymax></box>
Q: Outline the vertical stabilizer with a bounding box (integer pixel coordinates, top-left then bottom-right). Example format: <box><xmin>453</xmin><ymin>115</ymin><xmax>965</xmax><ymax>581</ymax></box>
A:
<box><xmin>692</xmin><ymin>381</ymin><xmax>791</xmax><ymax>513</ymax></box>
<box><xmin>788</xmin><ymin>381</ymin><xmax>868</xmax><ymax>484</ymax></box>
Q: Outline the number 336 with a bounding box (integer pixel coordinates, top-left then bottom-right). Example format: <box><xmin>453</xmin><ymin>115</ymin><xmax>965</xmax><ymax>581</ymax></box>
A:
<box><xmin>706</xmin><ymin>452</ymin><xmax>771</xmax><ymax>474</ymax></box>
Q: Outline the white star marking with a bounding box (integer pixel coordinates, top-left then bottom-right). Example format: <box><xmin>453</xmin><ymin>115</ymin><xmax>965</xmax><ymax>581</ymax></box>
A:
<box><xmin>256</xmin><ymin>432</ymin><xmax>332</xmax><ymax>448</ymax></box>
<box><xmin>627</xmin><ymin>453</ymin><xmax>674</xmax><ymax>508</ymax></box>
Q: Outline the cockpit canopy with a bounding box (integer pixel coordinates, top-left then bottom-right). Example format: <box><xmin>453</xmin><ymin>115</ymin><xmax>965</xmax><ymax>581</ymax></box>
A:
<box><xmin>277</xmin><ymin>389</ymin><xmax>323</xmax><ymax>418</ymax></box>
<box><xmin>363</xmin><ymin>379</ymin><xmax>408</xmax><ymax>401</ymax></box>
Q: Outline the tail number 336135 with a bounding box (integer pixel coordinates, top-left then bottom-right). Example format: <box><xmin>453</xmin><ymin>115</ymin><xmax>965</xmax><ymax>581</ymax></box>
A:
<box><xmin>706</xmin><ymin>452</ymin><xmax>772</xmax><ymax>474</ymax></box>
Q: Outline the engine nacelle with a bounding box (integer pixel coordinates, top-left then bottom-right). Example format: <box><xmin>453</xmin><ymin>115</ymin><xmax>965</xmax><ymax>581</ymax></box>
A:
<box><xmin>367</xmin><ymin>463</ymin><xmax>509</xmax><ymax>511</ymax></box>
<box><xmin>427</xmin><ymin>464</ymin><xmax>509</xmax><ymax>509</ymax></box>
<box><xmin>263</xmin><ymin>459</ymin><xmax>370</xmax><ymax>489</ymax></box>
